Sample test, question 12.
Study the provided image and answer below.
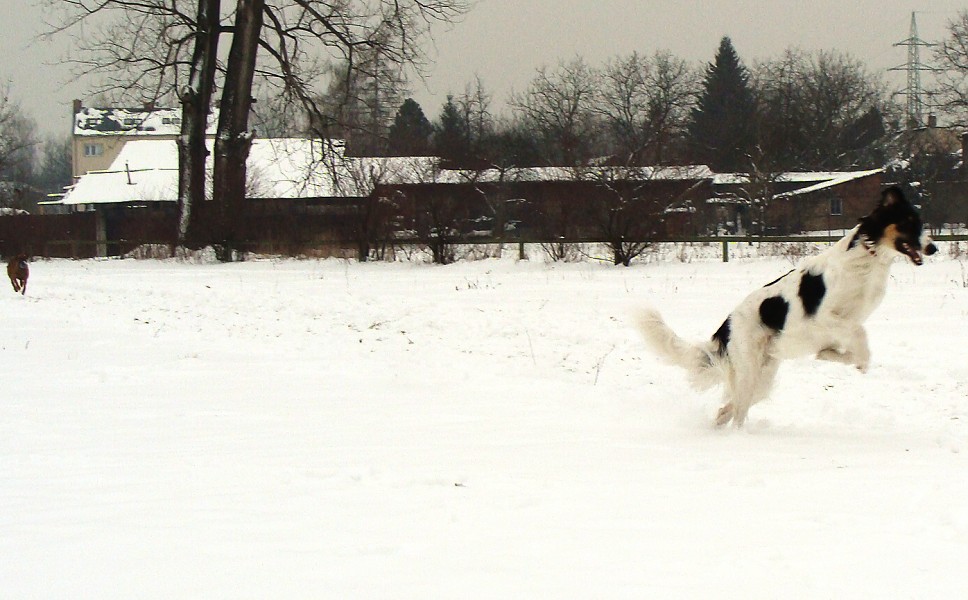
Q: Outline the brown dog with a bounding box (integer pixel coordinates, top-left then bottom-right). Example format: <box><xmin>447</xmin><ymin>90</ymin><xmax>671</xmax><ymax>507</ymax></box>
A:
<box><xmin>7</xmin><ymin>254</ymin><xmax>28</xmax><ymax>295</ymax></box>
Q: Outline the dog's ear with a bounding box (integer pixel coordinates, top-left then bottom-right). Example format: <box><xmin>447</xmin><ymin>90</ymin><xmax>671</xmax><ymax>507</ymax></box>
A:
<box><xmin>880</xmin><ymin>186</ymin><xmax>907</xmax><ymax>208</ymax></box>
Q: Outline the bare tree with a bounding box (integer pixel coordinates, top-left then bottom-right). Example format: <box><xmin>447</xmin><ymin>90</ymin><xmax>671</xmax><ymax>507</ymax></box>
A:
<box><xmin>47</xmin><ymin>0</ymin><xmax>470</xmax><ymax>258</ymax></box>
<box><xmin>752</xmin><ymin>48</ymin><xmax>886</xmax><ymax>171</ymax></box>
<box><xmin>934</xmin><ymin>10</ymin><xmax>968</xmax><ymax>127</ymax></box>
<box><xmin>510</xmin><ymin>57</ymin><xmax>602</xmax><ymax>165</ymax></box>
<box><xmin>48</xmin><ymin>1</ymin><xmax>200</xmax><ymax>102</ymax></box>
<box><xmin>34</xmin><ymin>135</ymin><xmax>74</xmax><ymax>196</ymax></box>
<box><xmin>209</xmin><ymin>0</ymin><xmax>264</xmax><ymax>260</ymax></box>
<box><xmin>576</xmin><ymin>165</ymin><xmax>700</xmax><ymax>266</ymax></box>
<box><xmin>0</xmin><ymin>83</ymin><xmax>38</xmax><ymax>187</ymax></box>
<box><xmin>327</xmin><ymin>156</ymin><xmax>400</xmax><ymax>262</ymax></box>
<box><xmin>729</xmin><ymin>48</ymin><xmax>888</xmax><ymax>233</ymax></box>
<box><xmin>176</xmin><ymin>0</ymin><xmax>221</xmax><ymax>245</ymax></box>
<box><xmin>457</xmin><ymin>76</ymin><xmax>494</xmax><ymax>158</ymax></box>
<box><xmin>597</xmin><ymin>51</ymin><xmax>695</xmax><ymax>165</ymax></box>
<box><xmin>316</xmin><ymin>39</ymin><xmax>410</xmax><ymax>156</ymax></box>
<box><xmin>45</xmin><ymin>0</ymin><xmax>222</xmax><ymax>245</ymax></box>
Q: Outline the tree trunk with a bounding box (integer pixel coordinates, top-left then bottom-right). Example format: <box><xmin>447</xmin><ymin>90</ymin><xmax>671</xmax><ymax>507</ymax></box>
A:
<box><xmin>177</xmin><ymin>0</ymin><xmax>221</xmax><ymax>246</ymax></box>
<box><xmin>612</xmin><ymin>242</ymin><xmax>624</xmax><ymax>266</ymax></box>
<box><xmin>212</xmin><ymin>0</ymin><xmax>265</xmax><ymax>260</ymax></box>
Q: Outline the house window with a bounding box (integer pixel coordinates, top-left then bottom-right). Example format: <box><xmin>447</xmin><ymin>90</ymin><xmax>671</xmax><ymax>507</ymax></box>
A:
<box><xmin>830</xmin><ymin>197</ymin><xmax>843</xmax><ymax>216</ymax></box>
<box><xmin>83</xmin><ymin>143</ymin><xmax>104</xmax><ymax>157</ymax></box>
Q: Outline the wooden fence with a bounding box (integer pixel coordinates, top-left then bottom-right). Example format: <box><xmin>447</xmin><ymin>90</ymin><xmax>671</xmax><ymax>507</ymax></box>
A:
<box><xmin>0</xmin><ymin>213</ymin><xmax>97</xmax><ymax>258</ymax></box>
<box><xmin>1</xmin><ymin>209</ymin><xmax>965</xmax><ymax>261</ymax></box>
<box><xmin>655</xmin><ymin>234</ymin><xmax>968</xmax><ymax>262</ymax></box>
<box><xmin>9</xmin><ymin>234</ymin><xmax>966</xmax><ymax>263</ymax></box>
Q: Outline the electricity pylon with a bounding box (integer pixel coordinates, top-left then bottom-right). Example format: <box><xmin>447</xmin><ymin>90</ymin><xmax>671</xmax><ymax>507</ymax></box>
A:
<box><xmin>890</xmin><ymin>12</ymin><xmax>936</xmax><ymax>128</ymax></box>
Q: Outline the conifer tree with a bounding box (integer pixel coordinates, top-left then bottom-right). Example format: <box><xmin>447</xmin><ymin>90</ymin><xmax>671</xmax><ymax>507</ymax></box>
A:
<box><xmin>687</xmin><ymin>36</ymin><xmax>757</xmax><ymax>172</ymax></box>
<box><xmin>434</xmin><ymin>95</ymin><xmax>470</xmax><ymax>164</ymax></box>
<box><xmin>388</xmin><ymin>98</ymin><xmax>434</xmax><ymax>156</ymax></box>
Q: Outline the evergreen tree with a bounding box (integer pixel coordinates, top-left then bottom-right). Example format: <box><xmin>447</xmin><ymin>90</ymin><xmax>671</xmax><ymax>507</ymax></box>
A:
<box><xmin>434</xmin><ymin>95</ymin><xmax>470</xmax><ymax>164</ymax></box>
<box><xmin>687</xmin><ymin>36</ymin><xmax>757</xmax><ymax>172</ymax></box>
<box><xmin>387</xmin><ymin>98</ymin><xmax>434</xmax><ymax>156</ymax></box>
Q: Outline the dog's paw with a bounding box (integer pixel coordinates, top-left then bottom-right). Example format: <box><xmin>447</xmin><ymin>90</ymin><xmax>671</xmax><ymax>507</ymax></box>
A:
<box><xmin>816</xmin><ymin>348</ymin><xmax>846</xmax><ymax>362</ymax></box>
<box><xmin>715</xmin><ymin>403</ymin><xmax>734</xmax><ymax>427</ymax></box>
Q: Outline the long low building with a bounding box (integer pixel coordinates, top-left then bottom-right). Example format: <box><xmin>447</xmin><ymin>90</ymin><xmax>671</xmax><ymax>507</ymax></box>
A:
<box><xmin>63</xmin><ymin>138</ymin><xmax>440</xmax><ymax>208</ymax></box>
<box><xmin>53</xmin><ymin>135</ymin><xmax>889</xmax><ymax>256</ymax></box>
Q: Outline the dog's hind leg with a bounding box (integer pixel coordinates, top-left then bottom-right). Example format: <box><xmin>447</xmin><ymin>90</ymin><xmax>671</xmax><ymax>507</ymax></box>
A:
<box><xmin>20</xmin><ymin>279</ymin><xmax>26</xmax><ymax>295</ymax></box>
<box><xmin>715</xmin><ymin>360</ymin><xmax>739</xmax><ymax>427</ymax></box>
<box><xmin>717</xmin><ymin>356</ymin><xmax>780</xmax><ymax>428</ymax></box>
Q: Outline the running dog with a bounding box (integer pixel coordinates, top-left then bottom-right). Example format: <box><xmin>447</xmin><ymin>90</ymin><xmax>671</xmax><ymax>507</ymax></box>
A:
<box><xmin>637</xmin><ymin>186</ymin><xmax>936</xmax><ymax>427</ymax></box>
<box><xmin>7</xmin><ymin>254</ymin><xmax>28</xmax><ymax>295</ymax></box>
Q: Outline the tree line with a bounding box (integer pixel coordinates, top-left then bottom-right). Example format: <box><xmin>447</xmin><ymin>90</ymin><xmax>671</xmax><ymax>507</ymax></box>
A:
<box><xmin>379</xmin><ymin>39</ymin><xmax>888</xmax><ymax>176</ymax></box>
<box><xmin>4</xmin><ymin>8</ymin><xmax>968</xmax><ymax>255</ymax></box>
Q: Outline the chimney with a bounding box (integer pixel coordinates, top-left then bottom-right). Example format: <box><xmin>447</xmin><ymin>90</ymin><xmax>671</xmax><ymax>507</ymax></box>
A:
<box><xmin>143</xmin><ymin>101</ymin><xmax>156</xmax><ymax>112</ymax></box>
<box><xmin>928</xmin><ymin>114</ymin><xmax>938</xmax><ymax>128</ymax></box>
<box><xmin>72</xmin><ymin>99</ymin><xmax>82</xmax><ymax>115</ymax></box>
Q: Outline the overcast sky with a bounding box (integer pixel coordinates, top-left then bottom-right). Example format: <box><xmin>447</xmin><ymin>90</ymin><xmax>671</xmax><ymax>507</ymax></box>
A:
<box><xmin>6</xmin><ymin>1</ymin><xmax>968</xmax><ymax>139</ymax></box>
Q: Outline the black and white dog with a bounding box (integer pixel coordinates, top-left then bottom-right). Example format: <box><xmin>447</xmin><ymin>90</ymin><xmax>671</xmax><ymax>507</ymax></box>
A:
<box><xmin>637</xmin><ymin>186</ymin><xmax>937</xmax><ymax>427</ymax></box>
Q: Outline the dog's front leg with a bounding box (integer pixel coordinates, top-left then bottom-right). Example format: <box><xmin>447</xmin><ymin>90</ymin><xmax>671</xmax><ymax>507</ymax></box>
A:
<box><xmin>847</xmin><ymin>326</ymin><xmax>871</xmax><ymax>373</ymax></box>
<box><xmin>816</xmin><ymin>326</ymin><xmax>870</xmax><ymax>373</ymax></box>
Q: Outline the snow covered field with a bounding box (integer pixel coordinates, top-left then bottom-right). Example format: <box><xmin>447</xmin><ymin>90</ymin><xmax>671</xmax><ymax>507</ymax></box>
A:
<box><xmin>2</xmin><ymin>249</ymin><xmax>967</xmax><ymax>598</ymax></box>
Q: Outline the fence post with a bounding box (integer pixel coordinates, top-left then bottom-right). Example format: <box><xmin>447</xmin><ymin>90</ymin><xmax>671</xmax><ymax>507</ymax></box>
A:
<box><xmin>722</xmin><ymin>240</ymin><xmax>729</xmax><ymax>262</ymax></box>
<box><xmin>95</xmin><ymin>211</ymin><xmax>107</xmax><ymax>258</ymax></box>
<box><xmin>518</xmin><ymin>241</ymin><xmax>526</xmax><ymax>260</ymax></box>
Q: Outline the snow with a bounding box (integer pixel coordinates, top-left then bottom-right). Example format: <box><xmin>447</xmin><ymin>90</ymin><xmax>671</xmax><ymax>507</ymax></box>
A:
<box><xmin>435</xmin><ymin>164</ymin><xmax>715</xmax><ymax>184</ymax></box>
<box><xmin>773</xmin><ymin>169</ymin><xmax>883</xmax><ymax>198</ymax></box>
<box><xmin>2</xmin><ymin>251</ymin><xmax>967</xmax><ymax>598</ymax></box>
<box><xmin>63</xmin><ymin>137</ymin><xmax>714</xmax><ymax>206</ymax></box>
<box><xmin>62</xmin><ymin>139</ymin><xmax>438</xmax><ymax>205</ymax></box>
<box><xmin>712</xmin><ymin>171</ymin><xmax>880</xmax><ymax>185</ymax></box>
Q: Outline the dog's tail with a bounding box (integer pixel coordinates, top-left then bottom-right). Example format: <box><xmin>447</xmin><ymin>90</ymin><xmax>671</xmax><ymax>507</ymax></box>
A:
<box><xmin>634</xmin><ymin>308</ymin><xmax>725</xmax><ymax>390</ymax></box>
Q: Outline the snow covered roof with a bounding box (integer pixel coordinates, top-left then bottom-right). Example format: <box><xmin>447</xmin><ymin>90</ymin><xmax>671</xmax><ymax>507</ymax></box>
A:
<box><xmin>66</xmin><ymin>139</ymin><xmax>879</xmax><ymax>207</ymax></box>
<box><xmin>64</xmin><ymin>136</ymin><xmax>712</xmax><ymax>206</ymax></box>
<box><xmin>712</xmin><ymin>171</ymin><xmax>878</xmax><ymax>185</ymax></box>
<box><xmin>62</xmin><ymin>138</ymin><xmax>439</xmax><ymax>205</ymax></box>
<box><xmin>73</xmin><ymin>107</ymin><xmax>218</xmax><ymax>137</ymax></box>
<box><xmin>773</xmin><ymin>169</ymin><xmax>883</xmax><ymax>199</ymax></box>
<box><xmin>434</xmin><ymin>165</ymin><xmax>714</xmax><ymax>184</ymax></box>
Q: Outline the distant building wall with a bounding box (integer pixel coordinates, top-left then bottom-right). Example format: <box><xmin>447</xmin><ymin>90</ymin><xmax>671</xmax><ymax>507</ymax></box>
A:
<box><xmin>72</xmin><ymin>135</ymin><xmax>180</xmax><ymax>180</ymax></box>
<box><xmin>766</xmin><ymin>173</ymin><xmax>882</xmax><ymax>234</ymax></box>
<box><xmin>70</xmin><ymin>100</ymin><xmax>206</xmax><ymax>180</ymax></box>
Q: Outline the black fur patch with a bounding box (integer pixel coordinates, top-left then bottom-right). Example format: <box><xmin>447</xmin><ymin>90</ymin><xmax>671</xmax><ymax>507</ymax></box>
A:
<box><xmin>711</xmin><ymin>317</ymin><xmax>730</xmax><ymax>355</ymax></box>
<box><xmin>798</xmin><ymin>272</ymin><xmax>826</xmax><ymax>316</ymax></box>
<box><xmin>759</xmin><ymin>296</ymin><xmax>788</xmax><ymax>331</ymax></box>
<box><xmin>763</xmin><ymin>269</ymin><xmax>794</xmax><ymax>288</ymax></box>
